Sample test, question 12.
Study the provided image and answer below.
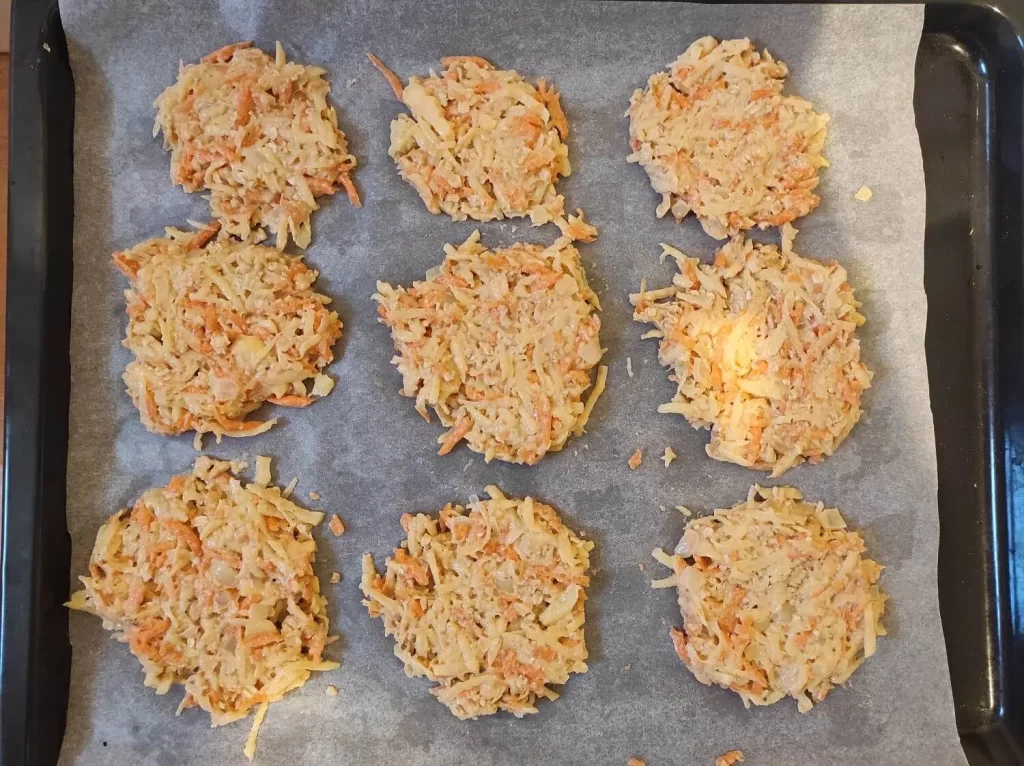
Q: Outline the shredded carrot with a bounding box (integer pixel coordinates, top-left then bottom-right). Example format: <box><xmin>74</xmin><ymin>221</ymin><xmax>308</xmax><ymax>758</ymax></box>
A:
<box><xmin>537</xmin><ymin>80</ymin><xmax>569</xmax><ymax>140</ymax></box>
<box><xmin>131</xmin><ymin>501</ymin><xmax>155</xmax><ymax>528</ymax></box>
<box><xmin>366</xmin><ymin>52</ymin><xmax>403</xmax><ymax>99</ymax></box>
<box><xmin>438</xmin><ymin>416</ymin><xmax>471</xmax><ymax>456</ymax></box>
<box><xmin>112</xmin><ymin>252</ymin><xmax>139</xmax><ymax>279</ymax></box>
<box><xmin>202</xmin><ymin>41</ymin><xmax>253</xmax><ymax>64</ymax></box>
<box><xmin>234</xmin><ymin>86</ymin><xmax>255</xmax><ymax>127</ymax></box>
<box><xmin>246</xmin><ymin>631</ymin><xmax>283</xmax><ymax>648</ymax></box>
<box><xmin>715</xmin><ymin>751</ymin><xmax>744</xmax><ymax>766</ymax></box>
<box><xmin>165</xmin><ymin>475</ymin><xmax>188</xmax><ymax>494</ymax></box>
<box><xmin>340</xmin><ymin>174</ymin><xmax>362</xmax><ymax>208</ymax></box>
<box><xmin>267</xmin><ymin>394</ymin><xmax>315</xmax><ymax>408</ymax></box>
<box><xmin>166</xmin><ymin>520</ymin><xmax>203</xmax><ymax>556</ymax></box>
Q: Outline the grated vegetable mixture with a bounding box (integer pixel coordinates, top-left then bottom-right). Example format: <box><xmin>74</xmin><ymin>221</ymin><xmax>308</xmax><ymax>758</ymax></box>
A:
<box><xmin>67</xmin><ymin>458</ymin><xmax>338</xmax><ymax>757</ymax></box>
<box><xmin>652</xmin><ymin>485</ymin><xmax>886</xmax><ymax>712</ymax></box>
<box><xmin>114</xmin><ymin>226</ymin><xmax>342</xmax><ymax>442</ymax></box>
<box><xmin>155</xmin><ymin>41</ymin><xmax>359</xmax><ymax>249</ymax></box>
<box><xmin>375</xmin><ymin>231</ymin><xmax>607</xmax><ymax>464</ymax></box>
<box><xmin>361</xmin><ymin>486</ymin><xmax>593</xmax><ymax>719</ymax></box>
<box><xmin>628</xmin><ymin>37</ymin><xmax>828</xmax><ymax>239</ymax></box>
<box><xmin>631</xmin><ymin>227</ymin><xmax>871</xmax><ymax>477</ymax></box>
<box><xmin>372</xmin><ymin>54</ymin><xmax>597</xmax><ymax>241</ymax></box>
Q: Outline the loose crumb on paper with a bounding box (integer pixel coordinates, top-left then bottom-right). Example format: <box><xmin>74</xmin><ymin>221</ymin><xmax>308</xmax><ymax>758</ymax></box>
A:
<box><xmin>638</xmin><ymin>562</ymin><xmax>646</xmax><ymax>571</ymax></box>
<box><xmin>311</xmin><ymin>374</ymin><xmax>335</xmax><ymax>397</ymax></box>
<box><xmin>659</xmin><ymin>505</ymin><xmax>667</xmax><ymax>512</ymax></box>
<box><xmin>243</xmin><ymin>700</ymin><xmax>269</xmax><ymax>761</ymax></box>
<box><xmin>628</xmin><ymin>759</ymin><xmax>646</xmax><ymax>766</ymax></box>
<box><xmin>716</xmin><ymin>751</ymin><xmax>744</xmax><ymax>766</ymax></box>
<box><xmin>326</xmin><ymin>685</ymin><xmax>339</xmax><ymax>697</ymax></box>
<box><xmin>662</xmin><ymin>446</ymin><xmax>677</xmax><ymax>467</ymax></box>
<box><xmin>346</xmin><ymin>78</ymin><xmax>357</xmax><ymax>89</ymax></box>
<box><xmin>628</xmin><ymin>449</ymin><xmax>643</xmax><ymax>470</ymax></box>
<box><xmin>43</xmin><ymin>42</ymin><xmax>51</xmax><ymax>53</ymax></box>
<box><xmin>627</xmin><ymin>357</ymin><xmax>634</xmax><ymax>378</ymax></box>
<box><xmin>309</xmin><ymin>491</ymin><xmax>321</xmax><ymax>501</ymax></box>
<box><xmin>254</xmin><ymin>456</ymin><xmax>272</xmax><ymax>486</ymax></box>
<box><xmin>282</xmin><ymin>477</ymin><xmax>298</xmax><ymax>498</ymax></box>
<box><xmin>855</xmin><ymin>185</ymin><xmax>873</xmax><ymax>201</ymax></box>
<box><xmin>675</xmin><ymin>504</ymin><xmax>693</xmax><ymax>517</ymax></box>
<box><xmin>329</xmin><ymin>515</ymin><xmax>346</xmax><ymax>537</ymax></box>
<box><xmin>329</xmin><ymin>571</ymin><xmax>341</xmax><ymax>584</ymax></box>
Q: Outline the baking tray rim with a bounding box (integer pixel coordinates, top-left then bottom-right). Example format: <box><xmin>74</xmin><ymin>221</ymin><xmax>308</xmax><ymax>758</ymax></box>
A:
<box><xmin>3</xmin><ymin>1</ymin><xmax>1024</xmax><ymax>764</ymax></box>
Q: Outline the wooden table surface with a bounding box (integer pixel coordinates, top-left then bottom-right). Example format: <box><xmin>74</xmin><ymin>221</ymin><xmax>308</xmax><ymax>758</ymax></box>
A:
<box><xmin>1</xmin><ymin>53</ymin><xmax>9</xmax><ymax>456</ymax></box>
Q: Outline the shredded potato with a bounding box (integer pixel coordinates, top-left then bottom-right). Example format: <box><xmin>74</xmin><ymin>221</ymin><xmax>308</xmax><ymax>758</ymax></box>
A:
<box><xmin>66</xmin><ymin>458</ymin><xmax>338</xmax><ymax>752</ymax></box>
<box><xmin>243</xmin><ymin>701</ymin><xmax>269</xmax><ymax>761</ymax></box>
<box><xmin>155</xmin><ymin>41</ymin><xmax>359</xmax><ymax>249</ymax></box>
<box><xmin>361</xmin><ymin>486</ymin><xmax>592</xmax><ymax>719</ymax></box>
<box><xmin>376</xmin><ymin>54</ymin><xmax>597</xmax><ymax>241</ymax></box>
<box><xmin>654</xmin><ymin>485</ymin><xmax>886</xmax><ymax>713</ymax></box>
<box><xmin>374</xmin><ymin>231</ymin><xmax>606</xmax><ymax>464</ymax></box>
<box><xmin>114</xmin><ymin>226</ymin><xmax>342</xmax><ymax>440</ymax></box>
<box><xmin>631</xmin><ymin>229</ymin><xmax>871</xmax><ymax>476</ymax></box>
<box><xmin>627</xmin><ymin>37</ymin><xmax>828</xmax><ymax>239</ymax></box>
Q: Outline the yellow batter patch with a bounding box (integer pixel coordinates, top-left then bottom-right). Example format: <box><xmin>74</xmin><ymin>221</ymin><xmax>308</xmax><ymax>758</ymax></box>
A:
<box><xmin>631</xmin><ymin>229</ymin><xmax>870</xmax><ymax>476</ymax></box>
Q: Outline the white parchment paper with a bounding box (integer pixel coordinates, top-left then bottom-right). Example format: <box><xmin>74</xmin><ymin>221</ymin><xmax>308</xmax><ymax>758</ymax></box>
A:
<box><xmin>57</xmin><ymin>1</ymin><xmax>965</xmax><ymax>764</ymax></box>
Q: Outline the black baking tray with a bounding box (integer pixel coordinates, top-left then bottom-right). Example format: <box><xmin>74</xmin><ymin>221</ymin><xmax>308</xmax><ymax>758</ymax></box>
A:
<box><xmin>2</xmin><ymin>1</ymin><xmax>1024</xmax><ymax>764</ymax></box>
